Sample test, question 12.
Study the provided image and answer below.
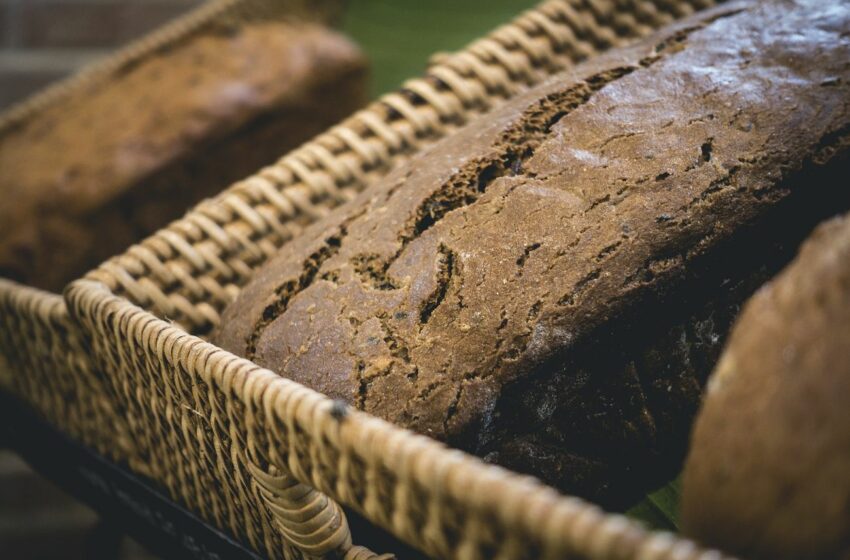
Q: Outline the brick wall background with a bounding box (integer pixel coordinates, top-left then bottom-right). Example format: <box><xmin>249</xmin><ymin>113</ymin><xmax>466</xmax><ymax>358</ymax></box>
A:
<box><xmin>0</xmin><ymin>0</ymin><xmax>201</xmax><ymax>110</ymax></box>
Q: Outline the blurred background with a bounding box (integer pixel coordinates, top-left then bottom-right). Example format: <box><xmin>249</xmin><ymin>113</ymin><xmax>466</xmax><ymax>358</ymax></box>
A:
<box><xmin>0</xmin><ymin>0</ymin><xmax>536</xmax><ymax>557</ymax></box>
<box><xmin>0</xmin><ymin>0</ymin><xmax>539</xmax><ymax>110</ymax></box>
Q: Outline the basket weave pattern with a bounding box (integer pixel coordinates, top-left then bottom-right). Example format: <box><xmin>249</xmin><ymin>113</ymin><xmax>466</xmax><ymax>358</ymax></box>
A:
<box><xmin>70</xmin><ymin>280</ymin><xmax>732</xmax><ymax>560</ymax></box>
<box><xmin>0</xmin><ymin>281</ymin><xmax>130</xmax><ymax>461</ymax></box>
<box><xmin>62</xmin><ymin>1</ymin><xmax>736</xmax><ymax>558</ymax></box>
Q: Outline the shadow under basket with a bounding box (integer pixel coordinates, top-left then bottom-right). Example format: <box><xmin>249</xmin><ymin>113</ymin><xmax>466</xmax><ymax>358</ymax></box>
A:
<box><xmin>7</xmin><ymin>0</ymin><xmax>736</xmax><ymax>558</ymax></box>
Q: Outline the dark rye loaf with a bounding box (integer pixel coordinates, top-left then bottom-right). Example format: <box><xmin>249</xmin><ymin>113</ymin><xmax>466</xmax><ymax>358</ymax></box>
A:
<box><xmin>214</xmin><ymin>0</ymin><xmax>850</xmax><ymax>508</ymax></box>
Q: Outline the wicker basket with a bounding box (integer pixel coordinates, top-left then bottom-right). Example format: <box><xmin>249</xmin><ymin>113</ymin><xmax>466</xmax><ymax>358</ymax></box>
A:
<box><xmin>0</xmin><ymin>0</ymin><xmax>347</xmax><ymax>466</ymax></box>
<box><xmin>59</xmin><ymin>1</ymin><xmax>739</xmax><ymax>558</ymax></box>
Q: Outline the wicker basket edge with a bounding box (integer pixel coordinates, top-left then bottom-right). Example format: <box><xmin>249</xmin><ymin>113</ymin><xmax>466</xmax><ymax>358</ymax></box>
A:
<box><xmin>67</xmin><ymin>278</ymin><xmax>735</xmax><ymax>560</ymax></box>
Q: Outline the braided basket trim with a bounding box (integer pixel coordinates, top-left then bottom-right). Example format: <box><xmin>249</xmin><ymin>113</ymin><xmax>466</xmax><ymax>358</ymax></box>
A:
<box><xmin>68</xmin><ymin>279</ymin><xmax>735</xmax><ymax>560</ymax></box>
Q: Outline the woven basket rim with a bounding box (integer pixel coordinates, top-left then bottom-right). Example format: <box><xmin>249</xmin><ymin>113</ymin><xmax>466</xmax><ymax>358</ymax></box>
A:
<box><xmin>68</xmin><ymin>277</ymin><xmax>735</xmax><ymax>560</ymax></box>
<box><xmin>0</xmin><ymin>278</ymin><xmax>67</xmax><ymax>321</ymax></box>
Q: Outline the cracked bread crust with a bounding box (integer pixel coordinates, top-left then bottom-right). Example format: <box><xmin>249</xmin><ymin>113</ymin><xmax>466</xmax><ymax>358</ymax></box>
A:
<box><xmin>214</xmin><ymin>0</ymin><xmax>850</xmax><ymax>505</ymax></box>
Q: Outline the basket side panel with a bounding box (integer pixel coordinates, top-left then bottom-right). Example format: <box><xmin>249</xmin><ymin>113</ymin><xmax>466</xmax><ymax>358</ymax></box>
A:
<box><xmin>0</xmin><ymin>280</ymin><xmax>132</xmax><ymax>463</ymax></box>
<box><xmin>69</xmin><ymin>281</ymin><xmax>325</xmax><ymax>560</ymax></box>
<box><xmin>68</xmin><ymin>280</ymin><xmax>734</xmax><ymax>560</ymax></box>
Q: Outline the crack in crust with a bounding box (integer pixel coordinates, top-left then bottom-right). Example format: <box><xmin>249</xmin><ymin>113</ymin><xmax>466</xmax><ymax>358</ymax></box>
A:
<box><xmin>245</xmin><ymin>227</ymin><xmax>347</xmax><ymax>360</ymax></box>
<box><xmin>243</xmin><ymin>203</ymin><xmax>373</xmax><ymax>360</ymax></box>
<box><xmin>345</xmin><ymin>64</ymin><xmax>644</xmax><ymax>299</ymax></box>
<box><xmin>419</xmin><ymin>244</ymin><xmax>456</xmax><ymax>325</ymax></box>
<box><xmin>247</xmin><ymin>58</ymin><xmax>672</xmax><ymax>362</ymax></box>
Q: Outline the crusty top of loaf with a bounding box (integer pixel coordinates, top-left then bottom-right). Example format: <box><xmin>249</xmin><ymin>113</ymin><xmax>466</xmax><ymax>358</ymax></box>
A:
<box><xmin>215</xmin><ymin>0</ymin><xmax>850</xmax><ymax>446</ymax></box>
<box><xmin>0</xmin><ymin>23</ymin><xmax>364</xmax><ymax>284</ymax></box>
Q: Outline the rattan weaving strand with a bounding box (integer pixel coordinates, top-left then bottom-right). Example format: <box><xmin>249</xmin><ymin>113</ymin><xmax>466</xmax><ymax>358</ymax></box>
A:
<box><xmin>0</xmin><ymin>280</ymin><xmax>131</xmax><ymax>461</ymax></box>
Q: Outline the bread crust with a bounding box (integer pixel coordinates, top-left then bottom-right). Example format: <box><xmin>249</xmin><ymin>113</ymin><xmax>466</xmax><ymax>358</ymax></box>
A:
<box><xmin>215</xmin><ymin>0</ymin><xmax>850</xmax><ymax>505</ymax></box>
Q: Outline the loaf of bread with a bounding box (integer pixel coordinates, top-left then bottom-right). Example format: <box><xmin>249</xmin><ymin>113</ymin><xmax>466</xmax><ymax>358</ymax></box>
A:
<box><xmin>682</xmin><ymin>213</ymin><xmax>850</xmax><ymax>559</ymax></box>
<box><xmin>214</xmin><ymin>0</ymin><xmax>850</xmax><ymax>507</ymax></box>
<box><xmin>0</xmin><ymin>22</ymin><xmax>366</xmax><ymax>291</ymax></box>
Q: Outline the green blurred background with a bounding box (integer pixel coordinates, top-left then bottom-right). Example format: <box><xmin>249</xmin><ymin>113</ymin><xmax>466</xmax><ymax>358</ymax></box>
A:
<box><xmin>343</xmin><ymin>0</ymin><xmax>539</xmax><ymax>98</ymax></box>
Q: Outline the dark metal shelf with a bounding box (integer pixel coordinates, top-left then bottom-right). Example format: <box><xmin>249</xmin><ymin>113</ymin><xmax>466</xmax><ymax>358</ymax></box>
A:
<box><xmin>0</xmin><ymin>390</ymin><xmax>262</xmax><ymax>560</ymax></box>
<box><xmin>0</xmin><ymin>390</ymin><xmax>425</xmax><ymax>560</ymax></box>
